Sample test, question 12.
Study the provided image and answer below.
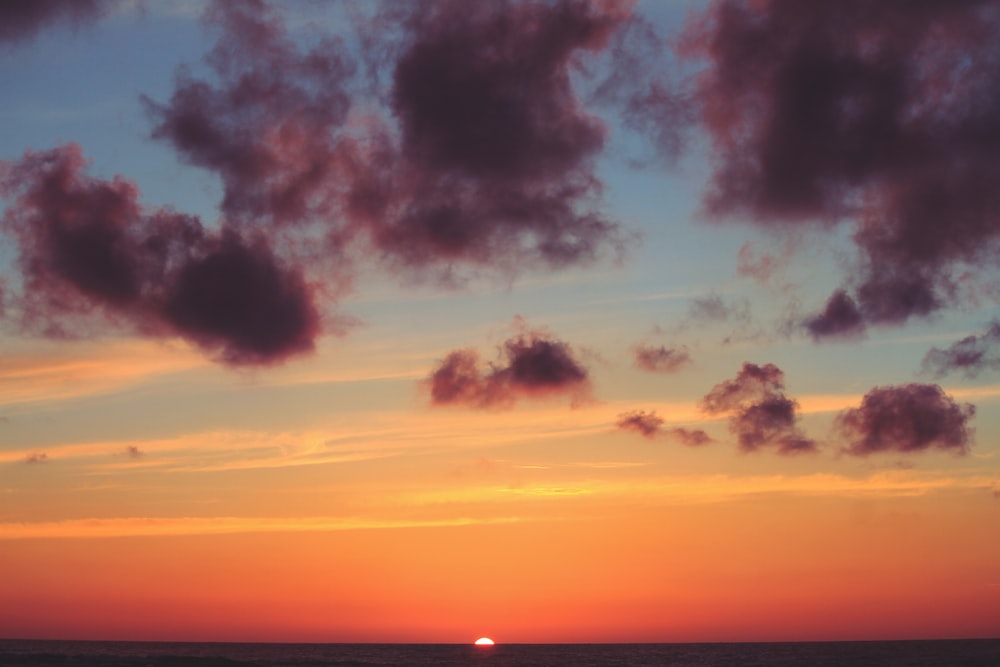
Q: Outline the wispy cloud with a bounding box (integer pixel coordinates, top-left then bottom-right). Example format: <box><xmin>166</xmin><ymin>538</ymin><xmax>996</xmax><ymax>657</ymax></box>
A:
<box><xmin>0</xmin><ymin>339</ymin><xmax>206</xmax><ymax>408</ymax></box>
<box><xmin>0</xmin><ymin>514</ymin><xmax>528</xmax><ymax>540</ymax></box>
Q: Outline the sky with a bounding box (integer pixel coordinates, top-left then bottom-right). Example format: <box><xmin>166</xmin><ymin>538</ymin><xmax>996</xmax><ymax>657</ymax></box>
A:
<box><xmin>1</xmin><ymin>0</ymin><xmax>999</xmax><ymax>644</ymax></box>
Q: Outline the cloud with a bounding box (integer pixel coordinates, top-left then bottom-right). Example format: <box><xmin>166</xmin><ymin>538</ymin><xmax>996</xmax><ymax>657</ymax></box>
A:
<box><xmin>803</xmin><ymin>289</ymin><xmax>866</xmax><ymax>341</ymax></box>
<box><xmin>591</xmin><ymin>8</ymin><xmax>694</xmax><ymax>165</ymax></box>
<box><xmin>0</xmin><ymin>0</ymin><xmax>107</xmax><ymax>44</ymax></box>
<box><xmin>836</xmin><ymin>384</ymin><xmax>975</xmax><ymax>456</ymax></box>
<box><xmin>616</xmin><ymin>410</ymin><xmax>712</xmax><ymax>445</ymax></box>
<box><xmin>616</xmin><ymin>409</ymin><xmax>664</xmax><ymax>438</ymax></box>
<box><xmin>632</xmin><ymin>344</ymin><xmax>691</xmax><ymax>373</ymax></box>
<box><xmin>427</xmin><ymin>325</ymin><xmax>590</xmax><ymax>409</ymax></box>
<box><xmin>921</xmin><ymin>321</ymin><xmax>1000</xmax><ymax>379</ymax></box>
<box><xmin>349</xmin><ymin>0</ymin><xmax>629</xmax><ymax>276</ymax></box>
<box><xmin>685</xmin><ymin>0</ymin><xmax>1000</xmax><ymax>328</ymax></box>
<box><xmin>124</xmin><ymin>445</ymin><xmax>143</xmax><ymax>459</ymax></box>
<box><xmin>141</xmin><ymin>0</ymin><xmax>640</xmax><ymax>288</ymax></box>
<box><xmin>702</xmin><ymin>362</ymin><xmax>817</xmax><ymax>454</ymax></box>
<box><xmin>0</xmin><ymin>143</ymin><xmax>320</xmax><ymax>366</ymax></box>
<box><xmin>144</xmin><ymin>0</ymin><xmax>355</xmax><ymax>231</ymax></box>
<box><xmin>24</xmin><ymin>452</ymin><xmax>48</xmax><ymax>464</ymax></box>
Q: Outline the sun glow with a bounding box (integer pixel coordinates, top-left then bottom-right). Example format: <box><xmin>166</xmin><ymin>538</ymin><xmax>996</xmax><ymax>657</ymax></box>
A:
<box><xmin>474</xmin><ymin>637</ymin><xmax>495</xmax><ymax>646</ymax></box>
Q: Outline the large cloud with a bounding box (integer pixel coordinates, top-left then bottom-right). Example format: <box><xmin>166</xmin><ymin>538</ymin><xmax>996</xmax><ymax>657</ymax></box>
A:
<box><xmin>146</xmin><ymin>0</ymin><xmax>636</xmax><ymax>281</ymax></box>
<box><xmin>836</xmin><ymin>384</ymin><xmax>975</xmax><ymax>456</ymax></box>
<box><xmin>427</xmin><ymin>326</ymin><xmax>590</xmax><ymax>409</ymax></box>
<box><xmin>349</xmin><ymin>0</ymin><xmax>629</xmax><ymax>275</ymax></box>
<box><xmin>684</xmin><ymin>0</ymin><xmax>1000</xmax><ymax>331</ymax></box>
<box><xmin>0</xmin><ymin>144</ymin><xmax>320</xmax><ymax>366</ymax></box>
<box><xmin>144</xmin><ymin>0</ymin><xmax>355</xmax><ymax>231</ymax></box>
<box><xmin>702</xmin><ymin>362</ymin><xmax>816</xmax><ymax>454</ymax></box>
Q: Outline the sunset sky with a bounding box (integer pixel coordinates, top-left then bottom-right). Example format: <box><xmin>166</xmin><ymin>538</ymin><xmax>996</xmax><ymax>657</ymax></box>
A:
<box><xmin>1</xmin><ymin>0</ymin><xmax>999</xmax><ymax>644</ymax></box>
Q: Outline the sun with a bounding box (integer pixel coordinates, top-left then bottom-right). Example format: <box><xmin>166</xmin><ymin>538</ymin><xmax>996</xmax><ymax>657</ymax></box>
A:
<box><xmin>474</xmin><ymin>637</ymin><xmax>495</xmax><ymax>646</ymax></box>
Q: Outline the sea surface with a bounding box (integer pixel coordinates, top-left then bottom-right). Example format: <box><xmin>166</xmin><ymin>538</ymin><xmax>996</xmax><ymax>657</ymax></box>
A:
<box><xmin>0</xmin><ymin>639</ymin><xmax>998</xmax><ymax>667</ymax></box>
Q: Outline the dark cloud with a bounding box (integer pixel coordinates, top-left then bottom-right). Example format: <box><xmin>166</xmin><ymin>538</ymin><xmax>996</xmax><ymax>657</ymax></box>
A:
<box><xmin>686</xmin><ymin>0</ymin><xmax>1000</xmax><ymax>328</ymax></box>
<box><xmin>25</xmin><ymin>452</ymin><xmax>48</xmax><ymax>464</ymax></box>
<box><xmin>351</xmin><ymin>0</ymin><xmax>628</xmax><ymax>275</ymax></box>
<box><xmin>144</xmin><ymin>0</ymin><xmax>355</xmax><ymax>230</ymax></box>
<box><xmin>632</xmin><ymin>344</ymin><xmax>691</xmax><ymax>373</ymax></box>
<box><xmin>0</xmin><ymin>0</ymin><xmax>107</xmax><ymax>44</ymax></box>
<box><xmin>427</xmin><ymin>326</ymin><xmax>590</xmax><ymax>409</ymax></box>
<box><xmin>616</xmin><ymin>409</ymin><xmax>664</xmax><ymax>438</ymax></box>
<box><xmin>125</xmin><ymin>445</ymin><xmax>143</xmax><ymax>459</ymax></box>
<box><xmin>0</xmin><ymin>143</ymin><xmax>320</xmax><ymax>366</ymax></box>
<box><xmin>145</xmin><ymin>0</ymin><xmax>637</xmax><ymax>281</ymax></box>
<box><xmin>702</xmin><ymin>362</ymin><xmax>817</xmax><ymax>454</ymax></box>
<box><xmin>836</xmin><ymin>384</ymin><xmax>975</xmax><ymax>456</ymax></box>
<box><xmin>803</xmin><ymin>289</ymin><xmax>866</xmax><ymax>341</ymax></box>
<box><xmin>616</xmin><ymin>410</ymin><xmax>712</xmax><ymax>445</ymax></box>
<box><xmin>922</xmin><ymin>321</ymin><xmax>1000</xmax><ymax>379</ymax></box>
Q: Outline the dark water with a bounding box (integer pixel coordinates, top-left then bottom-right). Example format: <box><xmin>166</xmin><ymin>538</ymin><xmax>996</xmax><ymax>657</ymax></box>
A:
<box><xmin>0</xmin><ymin>639</ymin><xmax>998</xmax><ymax>667</ymax></box>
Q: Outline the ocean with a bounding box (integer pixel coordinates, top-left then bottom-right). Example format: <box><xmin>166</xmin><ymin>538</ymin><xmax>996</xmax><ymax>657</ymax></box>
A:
<box><xmin>0</xmin><ymin>639</ymin><xmax>998</xmax><ymax>666</ymax></box>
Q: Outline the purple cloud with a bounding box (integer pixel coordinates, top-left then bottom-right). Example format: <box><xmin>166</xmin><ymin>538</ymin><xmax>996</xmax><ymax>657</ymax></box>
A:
<box><xmin>0</xmin><ymin>143</ymin><xmax>321</xmax><ymax>366</ymax></box>
<box><xmin>836</xmin><ymin>383</ymin><xmax>975</xmax><ymax>456</ymax></box>
<box><xmin>921</xmin><ymin>321</ymin><xmax>1000</xmax><ymax>379</ymax></box>
<box><xmin>702</xmin><ymin>362</ymin><xmax>817</xmax><ymax>454</ymax></box>
<box><xmin>427</xmin><ymin>326</ymin><xmax>590</xmax><ymax>409</ymax></box>
<box><xmin>0</xmin><ymin>0</ymin><xmax>107</xmax><ymax>44</ymax></box>
<box><xmin>684</xmin><ymin>0</ymin><xmax>1000</xmax><ymax>329</ymax></box>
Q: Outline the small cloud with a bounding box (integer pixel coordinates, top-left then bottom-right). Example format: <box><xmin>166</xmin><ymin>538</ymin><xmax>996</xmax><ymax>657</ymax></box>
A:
<box><xmin>921</xmin><ymin>321</ymin><xmax>1000</xmax><ymax>379</ymax></box>
<box><xmin>632</xmin><ymin>344</ymin><xmax>692</xmax><ymax>373</ymax></box>
<box><xmin>426</xmin><ymin>322</ymin><xmax>590</xmax><ymax>409</ymax></box>
<box><xmin>835</xmin><ymin>384</ymin><xmax>975</xmax><ymax>456</ymax></box>
<box><xmin>616</xmin><ymin>410</ymin><xmax>664</xmax><ymax>439</ymax></box>
<box><xmin>25</xmin><ymin>452</ymin><xmax>49</xmax><ymax>464</ymax></box>
<box><xmin>688</xmin><ymin>293</ymin><xmax>750</xmax><ymax>326</ymax></box>
<box><xmin>668</xmin><ymin>427</ymin><xmax>713</xmax><ymax>447</ymax></box>
<box><xmin>702</xmin><ymin>363</ymin><xmax>817</xmax><ymax>455</ymax></box>
<box><xmin>615</xmin><ymin>409</ymin><xmax>712</xmax><ymax>446</ymax></box>
<box><xmin>125</xmin><ymin>445</ymin><xmax>144</xmax><ymax>459</ymax></box>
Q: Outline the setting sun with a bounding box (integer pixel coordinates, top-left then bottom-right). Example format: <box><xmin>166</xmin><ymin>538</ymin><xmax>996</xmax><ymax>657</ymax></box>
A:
<box><xmin>474</xmin><ymin>637</ymin><xmax>495</xmax><ymax>646</ymax></box>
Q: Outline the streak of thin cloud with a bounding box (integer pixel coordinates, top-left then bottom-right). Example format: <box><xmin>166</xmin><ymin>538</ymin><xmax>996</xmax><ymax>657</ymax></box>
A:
<box><xmin>0</xmin><ymin>514</ymin><xmax>530</xmax><ymax>540</ymax></box>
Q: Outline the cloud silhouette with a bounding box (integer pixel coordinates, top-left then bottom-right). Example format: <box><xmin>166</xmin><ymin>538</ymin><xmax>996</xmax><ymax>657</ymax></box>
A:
<box><xmin>0</xmin><ymin>143</ymin><xmax>320</xmax><ymax>366</ymax></box>
<box><xmin>616</xmin><ymin>409</ymin><xmax>664</xmax><ymax>438</ymax></box>
<box><xmin>803</xmin><ymin>289</ymin><xmax>866</xmax><ymax>341</ymax></box>
<box><xmin>427</xmin><ymin>326</ymin><xmax>590</xmax><ymax>409</ymax></box>
<box><xmin>702</xmin><ymin>362</ymin><xmax>817</xmax><ymax>454</ymax></box>
<box><xmin>921</xmin><ymin>321</ymin><xmax>1000</xmax><ymax>379</ymax></box>
<box><xmin>836</xmin><ymin>384</ymin><xmax>975</xmax><ymax>456</ymax></box>
<box><xmin>685</xmin><ymin>0</ymin><xmax>1000</xmax><ymax>329</ymax></box>
<box><xmin>350</xmin><ymin>0</ymin><xmax>629</xmax><ymax>275</ymax></box>
<box><xmin>616</xmin><ymin>409</ymin><xmax>712</xmax><ymax>445</ymax></box>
